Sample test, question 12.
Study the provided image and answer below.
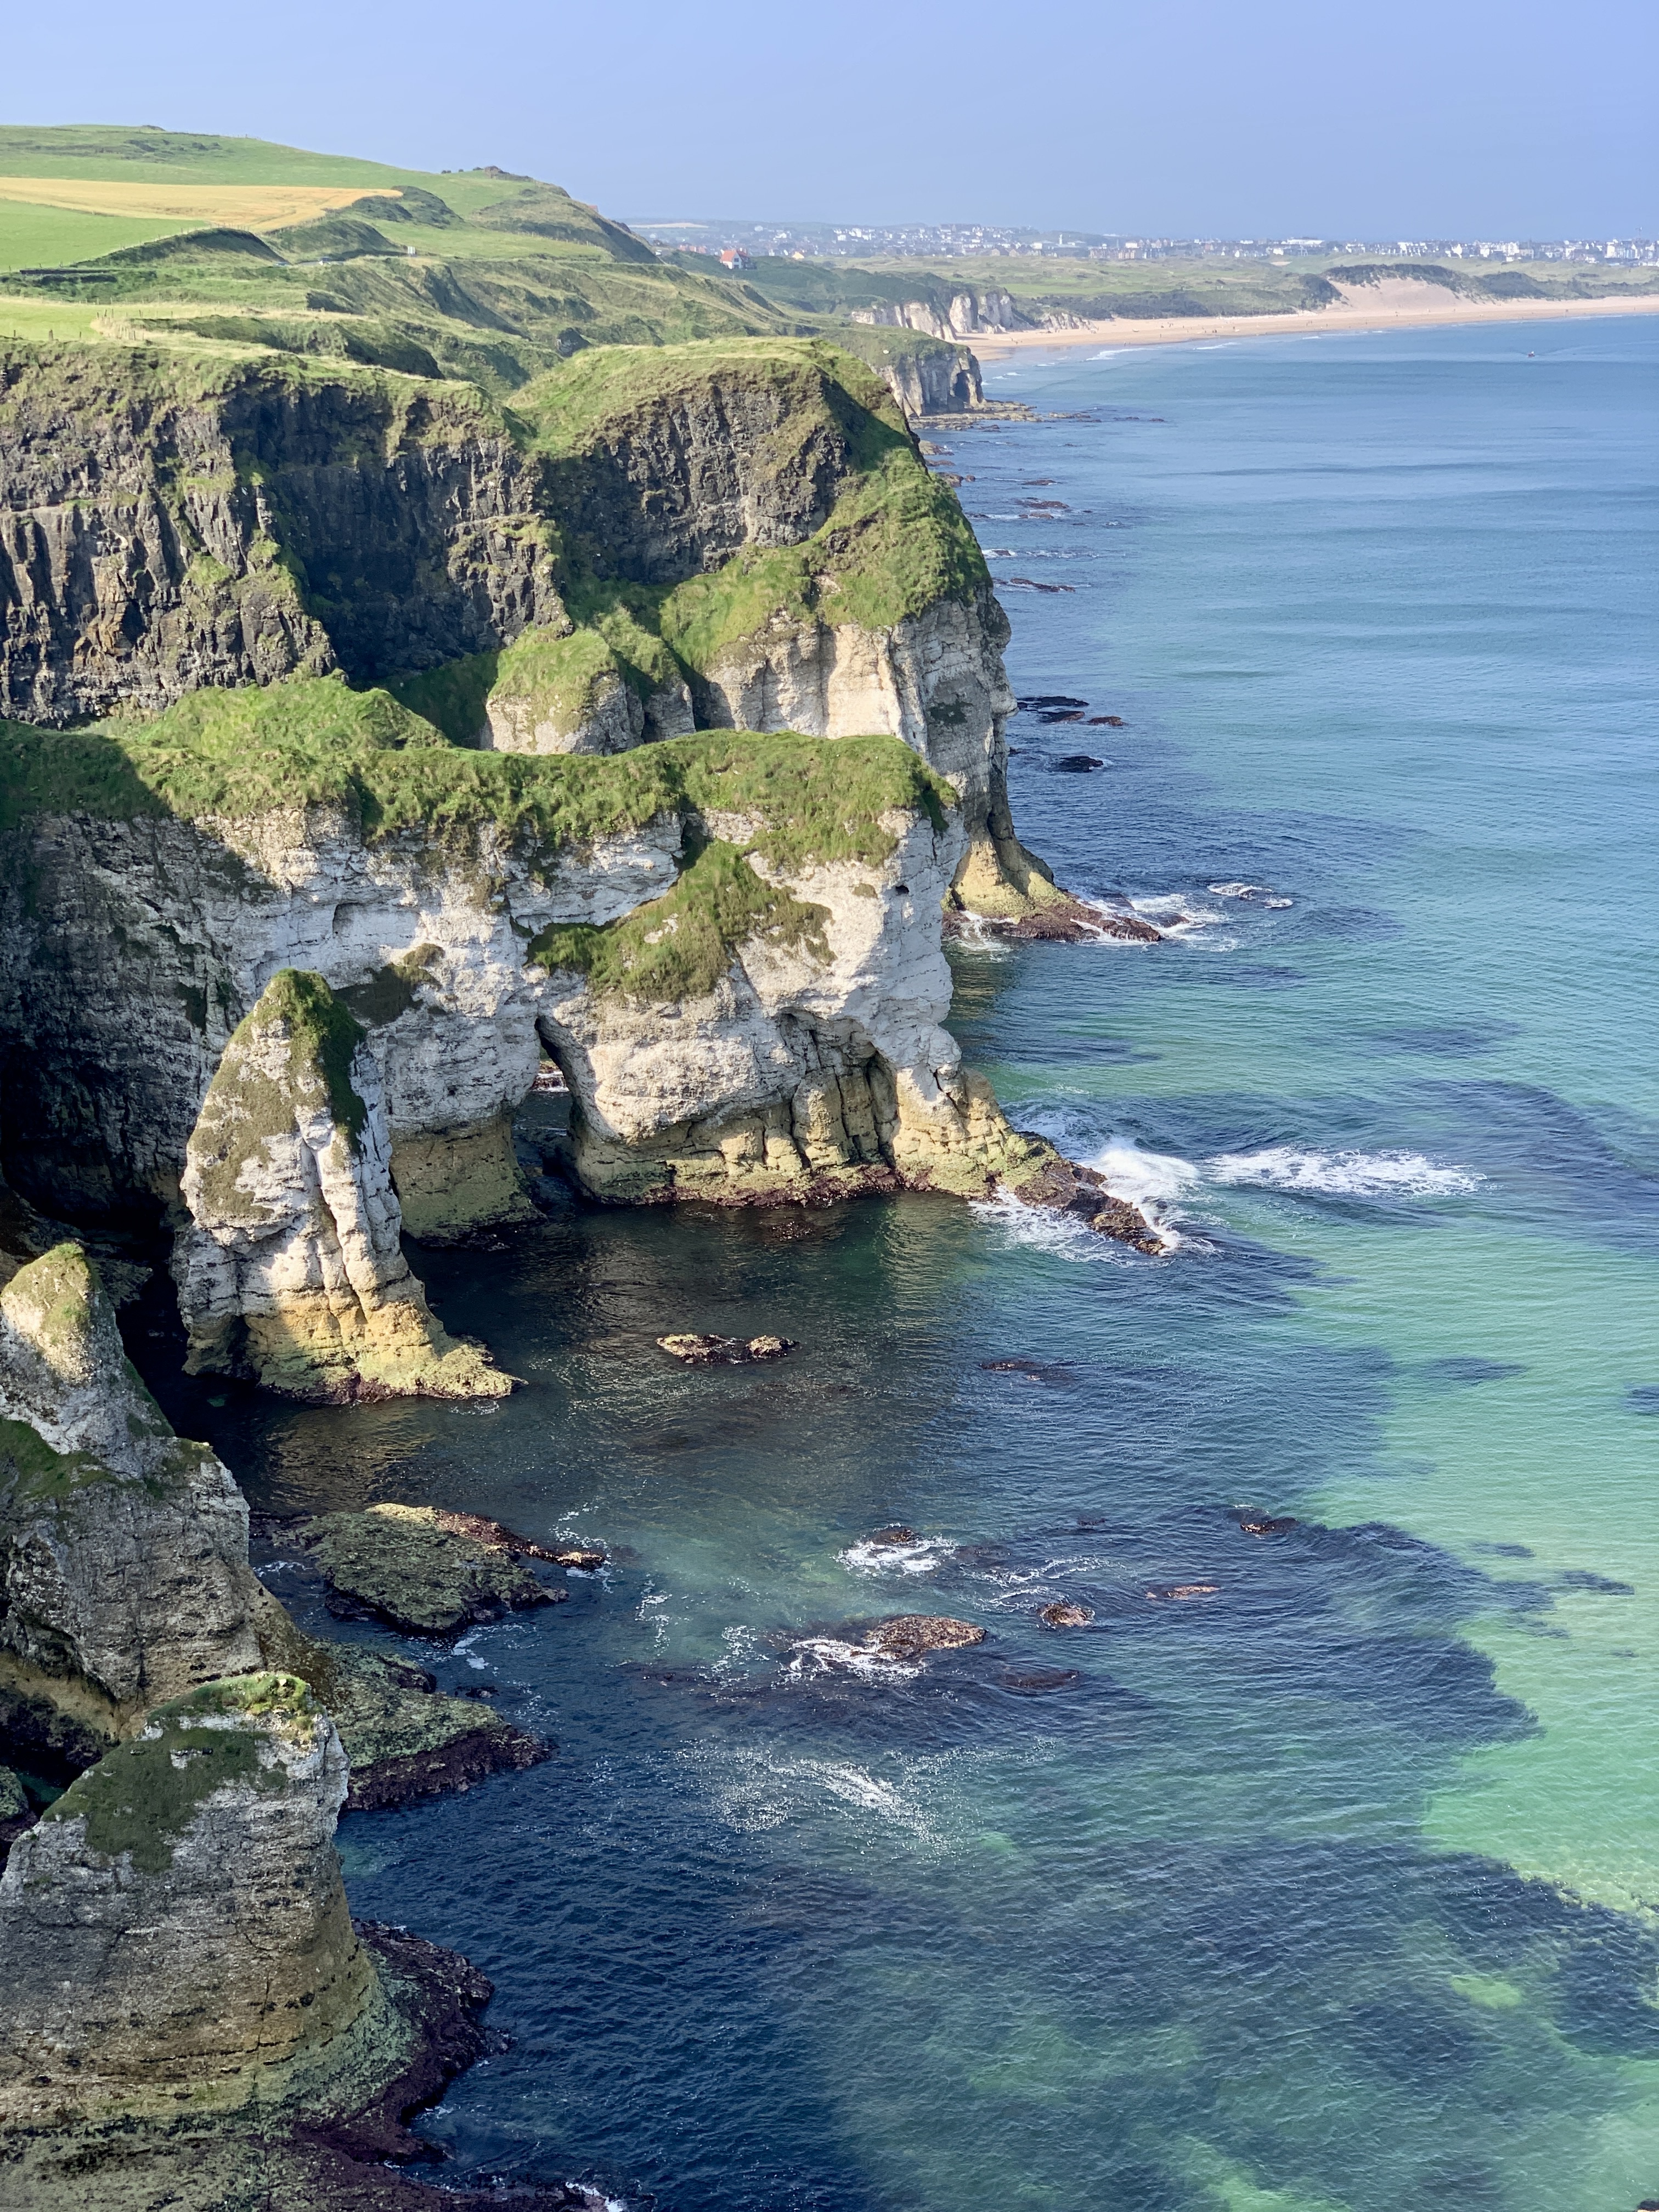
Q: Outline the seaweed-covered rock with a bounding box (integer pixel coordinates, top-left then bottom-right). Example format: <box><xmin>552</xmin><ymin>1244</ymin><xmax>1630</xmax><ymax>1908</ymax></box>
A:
<box><xmin>0</xmin><ymin>1673</ymin><xmax>375</xmax><ymax>2121</ymax></box>
<box><xmin>0</xmin><ymin>1244</ymin><xmax>264</xmax><ymax>1716</ymax></box>
<box><xmin>866</xmin><ymin>1616</ymin><xmax>986</xmax><ymax>1660</ymax></box>
<box><xmin>658</xmin><ymin>1331</ymin><xmax>796</xmax><ymax>1364</ymax></box>
<box><xmin>175</xmin><ymin>972</ymin><xmax>514</xmax><ymax>1403</ymax></box>
<box><xmin>253</xmin><ymin>1601</ymin><xmax>550</xmax><ymax>1810</ymax></box>
<box><xmin>289</xmin><ymin>1503</ymin><xmax>561</xmax><ymax>1636</ymax></box>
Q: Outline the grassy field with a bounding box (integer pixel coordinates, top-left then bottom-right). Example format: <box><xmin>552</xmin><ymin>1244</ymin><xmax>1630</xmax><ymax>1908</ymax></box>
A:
<box><xmin>0</xmin><ymin>177</ymin><xmax>403</xmax><ymax>226</ymax></box>
<box><xmin>0</xmin><ymin>126</ymin><xmax>583</xmax><ymax>222</ymax></box>
<box><xmin>0</xmin><ymin>200</ymin><xmax>197</xmax><ymax>272</ymax></box>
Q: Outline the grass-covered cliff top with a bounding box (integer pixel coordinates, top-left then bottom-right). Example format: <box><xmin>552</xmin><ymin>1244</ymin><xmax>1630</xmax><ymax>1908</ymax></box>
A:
<box><xmin>0</xmin><ymin>675</ymin><xmax>953</xmax><ymax>870</ymax></box>
<box><xmin>0</xmin><ymin>127</ymin><xmax>810</xmax><ymax>391</ymax></box>
<box><xmin>42</xmin><ymin>1673</ymin><xmax>316</xmax><ymax>1872</ymax></box>
<box><xmin>522</xmin><ymin>337</ymin><xmax>988</xmax><ymax>648</ymax></box>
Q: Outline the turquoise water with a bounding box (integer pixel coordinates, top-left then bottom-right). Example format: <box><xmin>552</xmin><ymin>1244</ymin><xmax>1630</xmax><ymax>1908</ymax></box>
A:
<box><xmin>159</xmin><ymin>318</ymin><xmax>1659</xmax><ymax>2210</ymax></box>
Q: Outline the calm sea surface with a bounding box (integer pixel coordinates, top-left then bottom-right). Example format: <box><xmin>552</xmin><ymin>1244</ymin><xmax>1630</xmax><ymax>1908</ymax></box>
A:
<box><xmin>155</xmin><ymin>318</ymin><xmax>1659</xmax><ymax>2210</ymax></box>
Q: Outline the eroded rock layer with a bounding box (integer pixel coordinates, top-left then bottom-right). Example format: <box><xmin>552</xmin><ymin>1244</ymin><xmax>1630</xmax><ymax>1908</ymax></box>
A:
<box><xmin>0</xmin><ymin>1673</ymin><xmax>375</xmax><ymax>2121</ymax></box>
<box><xmin>174</xmin><ymin>968</ymin><xmax>510</xmax><ymax>1402</ymax></box>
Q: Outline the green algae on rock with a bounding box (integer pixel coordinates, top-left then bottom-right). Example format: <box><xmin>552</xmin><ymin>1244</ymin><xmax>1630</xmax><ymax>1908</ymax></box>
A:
<box><xmin>175</xmin><ymin>970</ymin><xmax>514</xmax><ymax>1402</ymax></box>
<box><xmin>290</xmin><ymin>1503</ymin><xmax>561</xmax><ymax>1637</ymax></box>
<box><xmin>2</xmin><ymin>1673</ymin><xmax>376</xmax><ymax>2120</ymax></box>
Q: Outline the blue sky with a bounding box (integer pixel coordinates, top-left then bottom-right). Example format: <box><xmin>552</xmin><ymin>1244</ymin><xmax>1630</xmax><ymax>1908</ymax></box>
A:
<box><xmin>8</xmin><ymin>0</ymin><xmax>1655</xmax><ymax>238</ymax></box>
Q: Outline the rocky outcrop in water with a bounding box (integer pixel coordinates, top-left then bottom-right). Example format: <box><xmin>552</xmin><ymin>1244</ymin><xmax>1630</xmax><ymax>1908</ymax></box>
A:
<box><xmin>174</xmin><ymin>969</ymin><xmax>512</xmax><ymax>1402</ymax></box>
<box><xmin>287</xmin><ymin>1503</ymin><xmax>560</xmax><ymax>1635</ymax></box>
<box><xmin>0</xmin><ymin>1673</ymin><xmax>374</xmax><ymax>2121</ymax></box>
<box><xmin>0</xmin><ymin>1245</ymin><xmax>264</xmax><ymax>1731</ymax></box>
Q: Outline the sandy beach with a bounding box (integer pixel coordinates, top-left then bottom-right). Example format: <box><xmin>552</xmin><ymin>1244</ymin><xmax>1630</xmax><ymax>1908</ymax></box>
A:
<box><xmin>971</xmin><ymin>279</ymin><xmax>1659</xmax><ymax>357</ymax></box>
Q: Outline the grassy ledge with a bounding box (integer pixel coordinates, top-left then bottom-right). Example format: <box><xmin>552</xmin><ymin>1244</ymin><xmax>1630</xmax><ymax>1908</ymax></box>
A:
<box><xmin>0</xmin><ymin>678</ymin><xmax>955</xmax><ymax>872</ymax></box>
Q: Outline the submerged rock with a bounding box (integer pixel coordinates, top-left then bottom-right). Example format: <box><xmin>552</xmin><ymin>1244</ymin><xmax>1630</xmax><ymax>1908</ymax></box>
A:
<box><xmin>252</xmin><ymin>1602</ymin><xmax>550</xmax><ymax>1813</ymax></box>
<box><xmin>658</xmin><ymin>1331</ymin><xmax>798</xmax><ymax>1365</ymax></box>
<box><xmin>1238</xmin><ymin>1515</ymin><xmax>1299</xmax><ymax>1537</ymax></box>
<box><xmin>286</xmin><ymin>1503</ymin><xmax>561</xmax><ymax>1637</ymax></box>
<box><xmin>866</xmin><ymin>1615</ymin><xmax>986</xmax><ymax>1660</ymax></box>
<box><xmin>1038</xmin><ymin>1600</ymin><xmax>1095</xmax><ymax>1628</ymax></box>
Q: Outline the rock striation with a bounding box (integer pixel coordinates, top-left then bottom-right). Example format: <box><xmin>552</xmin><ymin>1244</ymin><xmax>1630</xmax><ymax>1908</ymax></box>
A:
<box><xmin>1</xmin><ymin>336</ymin><xmax>1059</xmax><ymax>918</ymax></box>
<box><xmin>174</xmin><ymin>968</ymin><xmax>511</xmax><ymax>1402</ymax></box>
<box><xmin>0</xmin><ymin>707</ymin><xmax>1149</xmax><ymax>1249</ymax></box>
<box><xmin>0</xmin><ymin>1673</ymin><xmax>375</xmax><ymax>2121</ymax></box>
<box><xmin>0</xmin><ymin>1244</ymin><xmax>263</xmax><ymax>1733</ymax></box>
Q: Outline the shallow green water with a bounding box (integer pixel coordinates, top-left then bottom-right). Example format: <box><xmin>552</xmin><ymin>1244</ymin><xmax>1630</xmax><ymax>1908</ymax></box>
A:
<box><xmin>165</xmin><ymin>315</ymin><xmax>1659</xmax><ymax>2210</ymax></box>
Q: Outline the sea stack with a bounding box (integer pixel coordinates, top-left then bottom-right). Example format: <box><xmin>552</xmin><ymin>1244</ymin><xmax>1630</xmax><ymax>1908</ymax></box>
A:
<box><xmin>0</xmin><ymin>1673</ymin><xmax>376</xmax><ymax>2122</ymax></box>
<box><xmin>174</xmin><ymin>970</ymin><xmax>512</xmax><ymax>1403</ymax></box>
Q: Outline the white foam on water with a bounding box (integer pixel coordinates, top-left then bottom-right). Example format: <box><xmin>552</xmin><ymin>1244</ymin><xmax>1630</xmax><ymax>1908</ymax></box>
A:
<box><xmin>1207</xmin><ymin>881</ymin><xmax>1295</xmax><ymax>908</ymax></box>
<box><xmin>968</xmin><ymin>1189</ymin><xmax>1123</xmax><ymax>1263</ymax></box>
<box><xmin>452</xmin><ymin>1626</ymin><xmax>491</xmax><ymax>1672</ymax></box>
<box><xmin>839</xmin><ymin>1536</ymin><xmax>953</xmax><ymax>1577</ymax></box>
<box><xmin>784</xmin><ymin>1636</ymin><xmax>922</xmax><ymax>1683</ymax></box>
<box><xmin>1205</xmin><ymin>1146</ymin><xmax>1484</xmax><ymax>1198</ymax></box>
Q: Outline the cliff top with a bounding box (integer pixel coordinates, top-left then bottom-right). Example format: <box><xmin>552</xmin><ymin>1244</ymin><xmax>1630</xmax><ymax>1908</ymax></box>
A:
<box><xmin>0</xmin><ymin>682</ymin><xmax>953</xmax><ymax>866</ymax></box>
<box><xmin>40</xmin><ymin>1672</ymin><xmax>319</xmax><ymax>1871</ymax></box>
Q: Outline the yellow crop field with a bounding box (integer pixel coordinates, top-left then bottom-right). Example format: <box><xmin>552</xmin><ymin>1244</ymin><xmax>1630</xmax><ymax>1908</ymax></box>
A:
<box><xmin>0</xmin><ymin>179</ymin><xmax>402</xmax><ymax>229</ymax></box>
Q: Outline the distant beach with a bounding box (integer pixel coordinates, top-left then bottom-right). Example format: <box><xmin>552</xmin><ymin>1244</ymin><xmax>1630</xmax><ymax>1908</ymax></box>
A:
<box><xmin>972</xmin><ymin>278</ymin><xmax>1659</xmax><ymax>356</ymax></box>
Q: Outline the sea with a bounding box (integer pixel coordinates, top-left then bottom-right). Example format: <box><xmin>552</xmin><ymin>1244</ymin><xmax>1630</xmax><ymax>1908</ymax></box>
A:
<box><xmin>152</xmin><ymin>315</ymin><xmax>1659</xmax><ymax>2211</ymax></box>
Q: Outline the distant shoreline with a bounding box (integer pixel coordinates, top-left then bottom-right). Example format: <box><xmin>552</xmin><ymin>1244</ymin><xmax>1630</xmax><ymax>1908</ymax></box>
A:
<box><xmin>970</xmin><ymin>290</ymin><xmax>1659</xmax><ymax>357</ymax></box>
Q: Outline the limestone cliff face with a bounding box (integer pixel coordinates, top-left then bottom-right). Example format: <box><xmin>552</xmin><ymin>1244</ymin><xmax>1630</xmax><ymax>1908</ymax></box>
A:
<box><xmin>0</xmin><ymin>766</ymin><xmax>679</xmax><ymax>1230</ymax></box>
<box><xmin>174</xmin><ymin>969</ymin><xmax>511</xmax><ymax>1402</ymax></box>
<box><xmin>0</xmin><ymin>1673</ymin><xmax>376</xmax><ymax>2121</ymax></box>
<box><xmin>852</xmin><ymin>289</ymin><xmax>1026</xmax><ymax>340</ymax></box>
<box><xmin>0</xmin><ymin>1245</ymin><xmax>263</xmax><ymax>1719</ymax></box>
<box><xmin>876</xmin><ymin>342</ymin><xmax>984</xmax><ymax>419</ymax></box>
<box><xmin>851</xmin><ymin>291</ymin><xmax>1089</xmax><ymax>337</ymax></box>
<box><xmin>2</xmin><ymin>338</ymin><xmax>1053</xmax><ymax>917</ymax></box>
<box><xmin>0</xmin><ymin>349</ymin><xmax>563</xmax><ymax>724</ymax></box>
<box><xmin>686</xmin><ymin>581</ymin><xmax>1045</xmax><ymax>907</ymax></box>
<box><xmin>0</xmin><ymin>718</ymin><xmax>1058</xmax><ymax>1243</ymax></box>
<box><xmin>539</xmin><ymin>799</ymin><xmax>1048</xmax><ymax>1204</ymax></box>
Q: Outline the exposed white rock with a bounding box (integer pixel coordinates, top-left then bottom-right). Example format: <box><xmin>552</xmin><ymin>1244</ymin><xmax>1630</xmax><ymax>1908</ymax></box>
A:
<box><xmin>174</xmin><ymin>970</ymin><xmax>512</xmax><ymax>1401</ymax></box>
<box><xmin>0</xmin><ymin>1674</ymin><xmax>376</xmax><ymax>2120</ymax></box>
<box><xmin>0</xmin><ymin>1245</ymin><xmax>263</xmax><ymax>1712</ymax></box>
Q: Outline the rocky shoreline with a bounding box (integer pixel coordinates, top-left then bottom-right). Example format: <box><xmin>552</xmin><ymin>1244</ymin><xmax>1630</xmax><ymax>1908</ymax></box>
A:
<box><xmin>0</xmin><ymin>238</ymin><xmax>1164</xmax><ymax>2206</ymax></box>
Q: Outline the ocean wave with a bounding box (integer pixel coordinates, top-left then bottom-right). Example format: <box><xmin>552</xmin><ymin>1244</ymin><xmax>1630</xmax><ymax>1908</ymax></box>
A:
<box><xmin>839</xmin><ymin>1535</ymin><xmax>953</xmax><ymax>1577</ymax></box>
<box><xmin>968</xmin><ymin>1188</ymin><xmax>1137</xmax><ymax>1263</ymax></box>
<box><xmin>1205</xmin><ymin>1146</ymin><xmax>1483</xmax><ymax>1198</ymax></box>
<box><xmin>785</xmin><ymin>1636</ymin><xmax>922</xmax><ymax>1682</ymax></box>
<box><xmin>1207</xmin><ymin>881</ymin><xmax>1294</xmax><ymax>908</ymax></box>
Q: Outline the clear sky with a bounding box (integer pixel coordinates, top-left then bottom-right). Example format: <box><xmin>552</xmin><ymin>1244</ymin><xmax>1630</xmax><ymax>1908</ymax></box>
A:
<box><xmin>7</xmin><ymin>0</ymin><xmax>1655</xmax><ymax>240</ymax></box>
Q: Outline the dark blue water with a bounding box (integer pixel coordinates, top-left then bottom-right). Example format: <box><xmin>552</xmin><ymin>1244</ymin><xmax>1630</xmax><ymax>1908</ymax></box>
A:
<box><xmin>173</xmin><ymin>318</ymin><xmax>1659</xmax><ymax>2211</ymax></box>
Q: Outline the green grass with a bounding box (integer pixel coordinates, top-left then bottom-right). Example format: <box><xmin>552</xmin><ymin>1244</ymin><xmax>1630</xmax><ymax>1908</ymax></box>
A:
<box><xmin>1</xmin><ymin>678</ymin><xmax>952</xmax><ymax>866</ymax></box>
<box><xmin>253</xmin><ymin>969</ymin><xmax>369</xmax><ymax>1146</ymax></box>
<box><xmin>0</xmin><ymin>198</ymin><xmax>196</xmax><ymax>273</ymax></box>
<box><xmin>43</xmin><ymin>1674</ymin><xmax>313</xmax><ymax>1872</ymax></box>
<box><xmin>531</xmin><ymin>836</ymin><xmax>831</xmax><ymax>1003</ymax></box>
<box><xmin>483</xmin><ymin>624</ymin><xmax>629</xmax><ymax>738</ymax></box>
